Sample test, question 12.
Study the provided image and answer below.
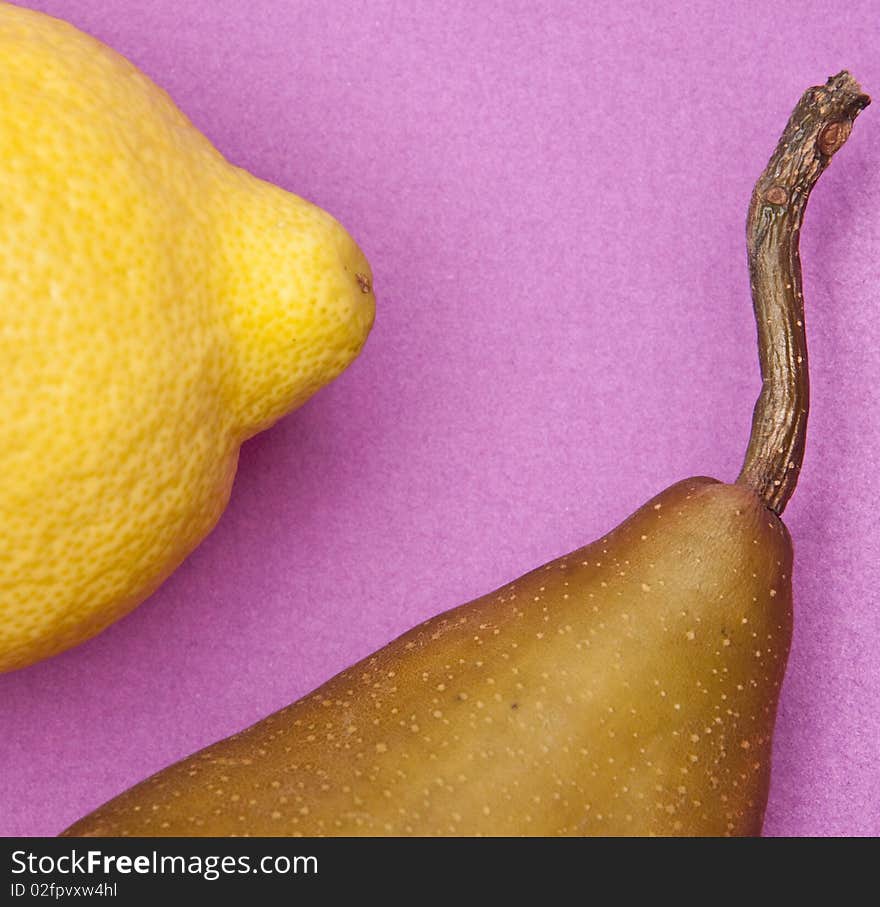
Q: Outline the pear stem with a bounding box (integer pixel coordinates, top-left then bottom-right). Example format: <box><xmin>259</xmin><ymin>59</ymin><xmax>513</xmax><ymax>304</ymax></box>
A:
<box><xmin>737</xmin><ymin>72</ymin><xmax>869</xmax><ymax>515</ymax></box>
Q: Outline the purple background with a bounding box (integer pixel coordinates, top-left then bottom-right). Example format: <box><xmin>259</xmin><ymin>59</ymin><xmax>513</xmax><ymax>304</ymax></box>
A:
<box><xmin>2</xmin><ymin>0</ymin><xmax>878</xmax><ymax>837</ymax></box>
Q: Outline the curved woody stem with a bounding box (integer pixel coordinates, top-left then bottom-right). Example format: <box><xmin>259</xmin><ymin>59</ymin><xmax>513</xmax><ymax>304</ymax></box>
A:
<box><xmin>737</xmin><ymin>71</ymin><xmax>869</xmax><ymax>514</ymax></box>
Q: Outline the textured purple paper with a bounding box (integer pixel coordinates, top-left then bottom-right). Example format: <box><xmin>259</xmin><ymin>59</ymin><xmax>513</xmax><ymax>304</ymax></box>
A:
<box><xmin>1</xmin><ymin>0</ymin><xmax>878</xmax><ymax>838</ymax></box>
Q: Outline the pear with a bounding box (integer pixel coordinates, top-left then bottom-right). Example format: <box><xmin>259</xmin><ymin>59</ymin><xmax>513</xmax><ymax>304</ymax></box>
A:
<box><xmin>64</xmin><ymin>479</ymin><xmax>791</xmax><ymax>837</ymax></box>
<box><xmin>62</xmin><ymin>73</ymin><xmax>868</xmax><ymax>838</ymax></box>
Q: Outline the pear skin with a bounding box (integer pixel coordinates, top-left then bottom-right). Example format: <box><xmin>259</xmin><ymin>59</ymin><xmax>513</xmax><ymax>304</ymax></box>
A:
<box><xmin>63</xmin><ymin>479</ymin><xmax>791</xmax><ymax>837</ymax></box>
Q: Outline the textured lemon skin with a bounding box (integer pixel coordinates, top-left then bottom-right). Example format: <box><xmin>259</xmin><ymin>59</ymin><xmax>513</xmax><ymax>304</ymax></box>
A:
<box><xmin>0</xmin><ymin>4</ymin><xmax>375</xmax><ymax>673</ymax></box>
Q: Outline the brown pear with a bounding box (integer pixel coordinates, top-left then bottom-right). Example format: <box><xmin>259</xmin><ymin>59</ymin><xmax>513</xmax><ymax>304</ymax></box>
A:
<box><xmin>65</xmin><ymin>478</ymin><xmax>791</xmax><ymax>837</ymax></box>
<box><xmin>62</xmin><ymin>72</ymin><xmax>868</xmax><ymax>838</ymax></box>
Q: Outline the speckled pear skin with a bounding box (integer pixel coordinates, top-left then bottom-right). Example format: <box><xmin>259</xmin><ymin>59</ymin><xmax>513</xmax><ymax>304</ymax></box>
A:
<box><xmin>62</xmin><ymin>477</ymin><xmax>793</xmax><ymax>837</ymax></box>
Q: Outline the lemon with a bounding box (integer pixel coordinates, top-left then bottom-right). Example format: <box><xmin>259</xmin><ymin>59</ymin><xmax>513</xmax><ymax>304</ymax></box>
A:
<box><xmin>0</xmin><ymin>4</ymin><xmax>375</xmax><ymax>672</ymax></box>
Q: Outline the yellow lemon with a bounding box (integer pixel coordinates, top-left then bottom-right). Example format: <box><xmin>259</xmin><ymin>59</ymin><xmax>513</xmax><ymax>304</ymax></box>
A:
<box><xmin>0</xmin><ymin>4</ymin><xmax>375</xmax><ymax>672</ymax></box>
